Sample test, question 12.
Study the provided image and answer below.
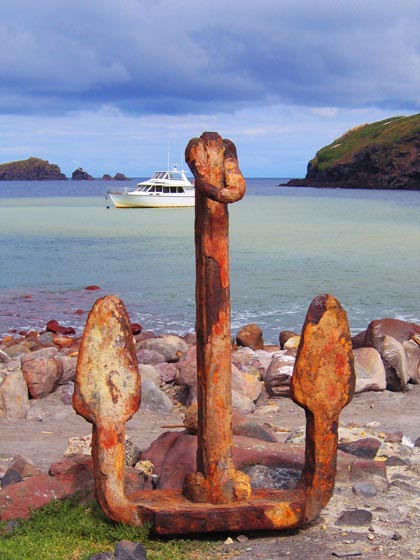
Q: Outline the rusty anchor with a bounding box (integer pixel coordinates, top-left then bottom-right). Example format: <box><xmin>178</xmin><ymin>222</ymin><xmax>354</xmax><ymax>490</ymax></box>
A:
<box><xmin>73</xmin><ymin>131</ymin><xmax>355</xmax><ymax>534</ymax></box>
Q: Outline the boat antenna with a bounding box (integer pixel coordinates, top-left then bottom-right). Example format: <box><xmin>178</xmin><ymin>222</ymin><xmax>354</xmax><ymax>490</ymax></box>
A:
<box><xmin>167</xmin><ymin>145</ymin><xmax>170</xmax><ymax>171</ymax></box>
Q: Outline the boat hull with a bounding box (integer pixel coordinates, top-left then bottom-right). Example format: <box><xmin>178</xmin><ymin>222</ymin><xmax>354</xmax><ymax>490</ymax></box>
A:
<box><xmin>108</xmin><ymin>192</ymin><xmax>195</xmax><ymax>208</ymax></box>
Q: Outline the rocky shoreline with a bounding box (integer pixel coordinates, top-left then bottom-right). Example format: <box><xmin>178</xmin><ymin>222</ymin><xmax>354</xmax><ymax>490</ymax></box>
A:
<box><xmin>1</xmin><ymin>314</ymin><xmax>420</xmax><ymax>558</ymax></box>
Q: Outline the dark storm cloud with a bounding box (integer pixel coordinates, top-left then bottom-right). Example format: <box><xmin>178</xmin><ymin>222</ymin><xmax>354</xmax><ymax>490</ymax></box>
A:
<box><xmin>1</xmin><ymin>0</ymin><xmax>420</xmax><ymax>116</ymax></box>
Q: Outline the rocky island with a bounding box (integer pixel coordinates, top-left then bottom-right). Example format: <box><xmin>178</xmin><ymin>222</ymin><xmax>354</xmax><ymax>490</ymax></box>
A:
<box><xmin>286</xmin><ymin>113</ymin><xmax>420</xmax><ymax>189</ymax></box>
<box><xmin>0</xmin><ymin>157</ymin><xmax>66</xmax><ymax>180</ymax></box>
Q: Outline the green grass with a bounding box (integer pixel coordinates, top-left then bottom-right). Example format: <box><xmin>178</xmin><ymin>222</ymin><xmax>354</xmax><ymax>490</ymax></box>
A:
<box><xmin>311</xmin><ymin>112</ymin><xmax>420</xmax><ymax>172</ymax></box>
<box><xmin>0</xmin><ymin>497</ymin><xmax>214</xmax><ymax>560</ymax></box>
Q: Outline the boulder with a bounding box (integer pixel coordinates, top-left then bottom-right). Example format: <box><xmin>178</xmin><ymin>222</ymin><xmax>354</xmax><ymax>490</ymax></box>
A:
<box><xmin>232</xmin><ymin>390</ymin><xmax>256</xmax><ymax>414</ymax></box>
<box><xmin>231</xmin><ymin>347</ymin><xmax>264</xmax><ymax>379</ymax></box>
<box><xmin>0</xmin><ymin>361</ymin><xmax>30</xmax><ymax>419</ymax></box>
<box><xmin>279</xmin><ymin>330</ymin><xmax>299</xmax><ymax>349</ymax></box>
<box><xmin>236</xmin><ymin>323</ymin><xmax>264</xmax><ymax>350</ymax></box>
<box><xmin>155</xmin><ymin>362</ymin><xmax>177</xmax><ymax>383</ymax></box>
<box><xmin>264</xmin><ymin>350</ymin><xmax>296</xmax><ymax>398</ymax></box>
<box><xmin>3</xmin><ymin>456</ymin><xmax>42</xmax><ymax>480</ymax></box>
<box><xmin>57</xmin><ymin>355</ymin><xmax>77</xmax><ymax>384</ymax></box>
<box><xmin>21</xmin><ymin>349</ymin><xmax>63</xmax><ymax>399</ymax></box>
<box><xmin>175</xmin><ymin>345</ymin><xmax>197</xmax><ymax>388</ymax></box>
<box><xmin>338</xmin><ymin>437</ymin><xmax>381</xmax><ymax>460</ymax></box>
<box><xmin>365</xmin><ymin>318</ymin><xmax>420</xmax><ymax>349</ymax></box>
<box><xmin>140</xmin><ymin>378</ymin><xmax>173</xmax><ymax>413</ymax></box>
<box><xmin>231</xmin><ymin>364</ymin><xmax>262</xmax><ymax>402</ymax></box>
<box><xmin>138</xmin><ymin>364</ymin><xmax>161</xmax><ymax>387</ymax></box>
<box><xmin>353</xmin><ymin>347</ymin><xmax>386</xmax><ymax>393</ymax></box>
<box><xmin>0</xmin><ymin>474</ymin><xmax>68</xmax><ymax>521</ymax></box>
<box><xmin>403</xmin><ymin>340</ymin><xmax>420</xmax><ymax>383</ymax></box>
<box><xmin>137</xmin><ymin>335</ymin><xmax>188</xmax><ymax>362</ymax></box>
<box><xmin>46</xmin><ymin>320</ymin><xmax>75</xmax><ymax>336</ymax></box>
<box><xmin>378</xmin><ymin>335</ymin><xmax>410</xmax><ymax>391</ymax></box>
<box><xmin>136</xmin><ymin>348</ymin><xmax>166</xmax><ymax>366</ymax></box>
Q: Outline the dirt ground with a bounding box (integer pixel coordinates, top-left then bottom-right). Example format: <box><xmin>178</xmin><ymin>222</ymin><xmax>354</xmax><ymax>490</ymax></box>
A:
<box><xmin>2</xmin><ymin>386</ymin><xmax>420</xmax><ymax>559</ymax></box>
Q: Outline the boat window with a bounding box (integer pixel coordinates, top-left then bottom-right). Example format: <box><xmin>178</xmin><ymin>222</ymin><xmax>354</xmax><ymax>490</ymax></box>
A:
<box><xmin>169</xmin><ymin>172</ymin><xmax>182</xmax><ymax>180</ymax></box>
<box><xmin>170</xmin><ymin>187</ymin><xmax>176</xmax><ymax>193</ymax></box>
<box><xmin>163</xmin><ymin>187</ymin><xmax>169</xmax><ymax>193</ymax></box>
<box><xmin>155</xmin><ymin>186</ymin><xmax>162</xmax><ymax>192</ymax></box>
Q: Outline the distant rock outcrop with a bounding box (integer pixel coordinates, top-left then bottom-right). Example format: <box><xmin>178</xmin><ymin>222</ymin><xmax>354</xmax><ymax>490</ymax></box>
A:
<box><xmin>286</xmin><ymin>113</ymin><xmax>420</xmax><ymax>190</ymax></box>
<box><xmin>71</xmin><ymin>168</ymin><xmax>94</xmax><ymax>180</ymax></box>
<box><xmin>0</xmin><ymin>157</ymin><xmax>66</xmax><ymax>180</ymax></box>
<box><xmin>114</xmin><ymin>172</ymin><xmax>129</xmax><ymax>180</ymax></box>
<box><xmin>101</xmin><ymin>172</ymin><xmax>129</xmax><ymax>180</ymax></box>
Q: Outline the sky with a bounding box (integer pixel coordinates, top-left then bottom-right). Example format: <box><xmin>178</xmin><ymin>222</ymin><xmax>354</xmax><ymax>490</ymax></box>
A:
<box><xmin>1</xmin><ymin>0</ymin><xmax>420</xmax><ymax>178</ymax></box>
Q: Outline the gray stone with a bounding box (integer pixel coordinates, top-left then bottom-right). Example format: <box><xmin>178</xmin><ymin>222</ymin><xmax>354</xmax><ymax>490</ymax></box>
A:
<box><xmin>232</xmin><ymin>390</ymin><xmax>256</xmax><ymax>414</ymax></box>
<box><xmin>0</xmin><ymin>361</ymin><xmax>30</xmax><ymax>419</ymax></box>
<box><xmin>242</xmin><ymin>464</ymin><xmax>300</xmax><ymax>490</ymax></box>
<box><xmin>140</xmin><ymin>378</ymin><xmax>173</xmax><ymax>413</ymax></box>
<box><xmin>352</xmin><ymin>481</ymin><xmax>378</xmax><ymax>497</ymax></box>
<box><xmin>264</xmin><ymin>350</ymin><xmax>295</xmax><ymax>398</ymax></box>
<box><xmin>1</xmin><ymin>469</ymin><xmax>23</xmax><ymax>488</ymax></box>
<box><xmin>136</xmin><ymin>348</ymin><xmax>166</xmax><ymax>365</ymax></box>
<box><xmin>57</xmin><ymin>355</ymin><xmax>77</xmax><ymax>384</ymax></box>
<box><xmin>137</xmin><ymin>335</ymin><xmax>188</xmax><ymax>362</ymax></box>
<box><xmin>114</xmin><ymin>540</ymin><xmax>147</xmax><ymax>560</ymax></box>
<box><xmin>353</xmin><ymin>347</ymin><xmax>386</xmax><ymax>393</ymax></box>
<box><xmin>335</xmin><ymin>509</ymin><xmax>373</xmax><ymax>526</ymax></box>
<box><xmin>21</xmin><ymin>352</ymin><xmax>63</xmax><ymax>399</ymax></box>
<box><xmin>231</xmin><ymin>364</ymin><xmax>262</xmax><ymax>401</ymax></box>
<box><xmin>403</xmin><ymin>340</ymin><xmax>420</xmax><ymax>383</ymax></box>
<box><xmin>379</xmin><ymin>335</ymin><xmax>410</xmax><ymax>391</ymax></box>
<box><xmin>139</xmin><ymin>365</ymin><xmax>161</xmax><ymax>387</ymax></box>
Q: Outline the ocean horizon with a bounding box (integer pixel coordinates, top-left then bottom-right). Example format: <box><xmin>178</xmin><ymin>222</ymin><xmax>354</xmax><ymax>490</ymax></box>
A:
<box><xmin>1</xmin><ymin>178</ymin><xmax>419</xmax><ymax>343</ymax></box>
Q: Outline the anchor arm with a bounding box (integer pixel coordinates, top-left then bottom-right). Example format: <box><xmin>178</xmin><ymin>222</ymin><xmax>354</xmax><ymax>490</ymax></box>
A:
<box><xmin>291</xmin><ymin>293</ymin><xmax>355</xmax><ymax>521</ymax></box>
<box><xmin>73</xmin><ymin>295</ymin><xmax>142</xmax><ymax>525</ymax></box>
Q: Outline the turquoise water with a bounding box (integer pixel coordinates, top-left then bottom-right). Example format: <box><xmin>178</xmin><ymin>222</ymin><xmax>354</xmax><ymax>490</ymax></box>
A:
<box><xmin>1</xmin><ymin>179</ymin><xmax>419</xmax><ymax>342</ymax></box>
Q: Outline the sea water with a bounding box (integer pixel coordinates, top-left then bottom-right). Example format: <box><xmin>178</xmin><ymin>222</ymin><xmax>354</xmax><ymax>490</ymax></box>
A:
<box><xmin>0</xmin><ymin>179</ymin><xmax>419</xmax><ymax>343</ymax></box>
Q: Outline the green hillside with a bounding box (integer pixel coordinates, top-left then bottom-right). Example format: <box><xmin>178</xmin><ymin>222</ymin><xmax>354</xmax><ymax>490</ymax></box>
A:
<box><xmin>312</xmin><ymin>113</ymin><xmax>420</xmax><ymax>172</ymax></box>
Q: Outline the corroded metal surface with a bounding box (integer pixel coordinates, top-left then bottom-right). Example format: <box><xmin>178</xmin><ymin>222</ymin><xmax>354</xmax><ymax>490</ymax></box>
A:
<box><xmin>73</xmin><ymin>133</ymin><xmax>355</xmax><ymax>534</ymax></box>
<box><xmin>73</xmin><ymin>295</ymin><xmax>141</xmax><ymax>525</ymax></box>
<box><xmin>291</xmin><ymin>293</ymin><xmax>355</xmax><ymax>520</ymax></box>
<box><xmin>184</xmin><ymin>132</ymin><xmax>250</xmax><ymax>504</ymax></box>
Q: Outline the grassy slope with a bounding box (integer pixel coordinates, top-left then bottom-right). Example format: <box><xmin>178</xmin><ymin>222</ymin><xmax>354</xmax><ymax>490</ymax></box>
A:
<box><xmin>312</xmin><ymin>113</ymin><xmax>420</xmax><ymax>172</ymax></box>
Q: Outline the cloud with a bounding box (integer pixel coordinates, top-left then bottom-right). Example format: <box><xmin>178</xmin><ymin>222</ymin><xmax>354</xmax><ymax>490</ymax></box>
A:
<box><xmin>1</xmin><ymin>0</ymin><xmax>420</xmax><ymax>116</ymax></box>
<box><xmin>0</xmin><ymin>0</ymin><xmax>419</xmax><ymax>176</ymax></box>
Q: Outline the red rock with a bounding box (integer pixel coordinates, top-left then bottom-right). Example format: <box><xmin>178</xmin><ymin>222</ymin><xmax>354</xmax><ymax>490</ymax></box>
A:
<box><xmin>5</xmin><ymin>455</ymin><xmax>42</xmax><ymax>479</ymax></box>
<box><xmin>130</xmin><ymin>323</ymin><xmax>142</xmax><ymax>335</ymax></box>
<box><xmin>52</xmin><ymin>334</ymin><xmax>74</xmax><ymax>349</ymax></box>
<box><xmin>365</xmin><ymin>318</ymin><xmax>420</xmax><ymax>348</ymax></box>
<box><xmin>74</xmin><ymin>309</ymin><xmax>85</xmax><ymax>315</ymax></box>
<box><xmin>279</xmin><ymin>330</ymin><xmax>299</xmax><ymax>349</ymax></box>
<box><xmin>84</xmin><ymin>285</ymin><xmax>101</xmax><ymax>291</ymax></box>
<box><xmin>338</xmin><ymin>437</ymin><xmax>381</xmax><ymax>460</ymax></box>
<box><xmin>21</xmin><ymin>353</ymin><xmax>63</xmax><ymax>399</ymax></box>
<box><xmin>236</xmin><ymin>323</ymin><xmax>264</xmax><ymax>350</ymax></box>
<box><xmin>0</xmin><ymin>474</ymin><xmax>67</xmax><ymax>521</ymax></box>
<box><xmin>46</xmin><ymin>320</ymin><xmax>75</xmax><ymax>336</ymax></box>
<box><xmin>49</xmin><ymin>454</ymin><xmax>94</xmax><ymax>495</ymax></box>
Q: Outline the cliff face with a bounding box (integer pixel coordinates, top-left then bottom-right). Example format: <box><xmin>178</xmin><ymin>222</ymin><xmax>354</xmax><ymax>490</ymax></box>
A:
<box><xmin>288</xmin><ymin>114</ymin><xmax>420</xmax><ymax>190</ymax></box>
<box><xmin>0</xmin><ymin>157</ymin><xmax>66</xmax><ymax>180</ymax></box>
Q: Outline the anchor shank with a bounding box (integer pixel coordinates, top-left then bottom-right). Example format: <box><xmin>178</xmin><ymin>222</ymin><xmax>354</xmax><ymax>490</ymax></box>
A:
<box><xmin>185</xmin><ymin>132</ymin><xmax>250</xmax><ymax>503</ymax></box>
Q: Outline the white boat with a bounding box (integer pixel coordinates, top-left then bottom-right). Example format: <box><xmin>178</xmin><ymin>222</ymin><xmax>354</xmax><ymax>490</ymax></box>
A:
<box><xmin>106</xmin><ymin>166</ymin><xmax>195</xmax><ymax>208</ymax></box>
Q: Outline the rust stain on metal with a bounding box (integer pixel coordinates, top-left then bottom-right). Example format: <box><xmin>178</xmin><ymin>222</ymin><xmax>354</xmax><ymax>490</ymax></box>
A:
<box><xmin>291</xmin><ymin>293</ymin><xmax>355</xmax><ymax>520</ymax></box>
<box><xmin>72</xmin><ymin>133</ymin><xmax>355</xmax><ymax>534</ymax></box>
<box><xmin>184</xmin><ymin>132</ymin><xmax>250</xmax><ymax>505</ymax></box>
